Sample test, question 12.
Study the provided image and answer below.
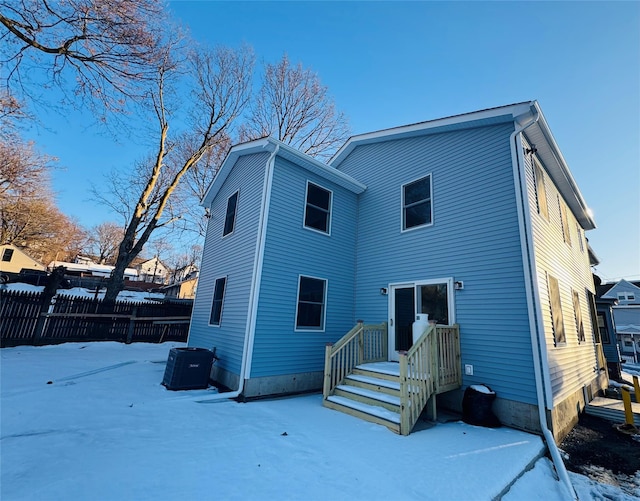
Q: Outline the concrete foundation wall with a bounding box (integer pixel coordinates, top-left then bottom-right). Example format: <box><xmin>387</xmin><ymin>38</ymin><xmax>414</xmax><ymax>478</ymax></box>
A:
<box><xmin>243</xmin><ymin>371</ymin><xmax>324</xmax><ymax>398</ymax></box>
<box><xmin>210</xmin><ymin>364</ymin><xmax>240</xmax><ymax>392</ymax></box>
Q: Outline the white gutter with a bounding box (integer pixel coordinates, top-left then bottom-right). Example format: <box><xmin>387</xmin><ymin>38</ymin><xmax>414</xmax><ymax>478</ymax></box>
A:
<box><xmin>197</xmin><ymin>144</ymin><xmax>280</xmax><ymax>402</ymax></box>
<box><xmin>510</xmin><ymin>106</ymin><xmax>578</xmax><ymax>500</ymax></box>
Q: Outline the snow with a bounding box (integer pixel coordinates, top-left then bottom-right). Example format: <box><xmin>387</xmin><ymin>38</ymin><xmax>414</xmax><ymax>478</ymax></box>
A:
<box><xmin>0</xmin><ymin>342</ymin><xmax>636</xmax><ymax>500</ymax></box>
<box><xmin>2</xmin><ymin>282</ymin><xmax>165</xmax><ymax>302</ymax></box>
<box><xmin>470</xmin><ymin>384</ymin><xmax>495</xmax><ymax>395</ymax></box>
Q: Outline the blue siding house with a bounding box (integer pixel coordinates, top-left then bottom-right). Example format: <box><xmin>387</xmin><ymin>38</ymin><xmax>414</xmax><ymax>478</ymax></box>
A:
<box><xmin>188</xmin><ymin>101</ymin><xmax>607</xmax><ymax>442</ymax></box>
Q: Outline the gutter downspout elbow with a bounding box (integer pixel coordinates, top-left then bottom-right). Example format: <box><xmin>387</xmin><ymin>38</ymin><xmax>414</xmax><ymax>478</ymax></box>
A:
<box><xmin>196</xmin><ymin>143</ymin><xmax>280</xmax><ymax>403</ymax></box>
<box><xmin>510</xmin><ymin>107</ymin><xmax>578</xmax><ymax>500</ymax></box>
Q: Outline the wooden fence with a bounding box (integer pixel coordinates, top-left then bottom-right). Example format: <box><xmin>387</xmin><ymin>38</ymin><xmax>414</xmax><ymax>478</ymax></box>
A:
<box><xmin>0</xmin><ymin>289</ymin><xmax>192</xmax><ymax>347</ymax></box>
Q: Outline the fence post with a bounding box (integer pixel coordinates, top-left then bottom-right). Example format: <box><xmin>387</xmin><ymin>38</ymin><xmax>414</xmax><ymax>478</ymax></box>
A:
<box><xmin>31</xmin><ymin>267</ymin><xmax>65</xmax><ymax>345</ymax></box>
<box><xmin>323</xmin><ymin>343</ymin><xmax>334</xmax><ymax>399</ymax></box>
<box><xmin>126</xmin><ymin>307</ymin><xmax>137</xmax><ymax>344</ymax></box>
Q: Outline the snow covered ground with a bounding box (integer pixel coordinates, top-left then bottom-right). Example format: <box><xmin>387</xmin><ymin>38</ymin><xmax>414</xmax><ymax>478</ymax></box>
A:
<box><xmin>1</xmin><ymin>342</ymin><xmax>637</xmax><ymax>500</ymax></box>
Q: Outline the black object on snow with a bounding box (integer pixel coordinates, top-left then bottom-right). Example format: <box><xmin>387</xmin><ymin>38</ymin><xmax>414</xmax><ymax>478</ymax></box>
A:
<box><xmin>462</xmin><ymin>384</ymin><xmax>501</xmax><ymax>428</ymax></box>
<box><xmin>162</xmin><ymin>347</ymin><xmax>214</xmax><ymax>390</ymax></box>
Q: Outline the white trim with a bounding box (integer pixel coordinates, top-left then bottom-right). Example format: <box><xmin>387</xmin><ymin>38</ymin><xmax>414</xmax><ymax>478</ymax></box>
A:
<box><xmin>207</xmin><ymin>275</ymin><xmax>227</xmax><ymax>327</ymax></box>
<box><xmin>303</xmin><ymin>180</ymin><xmax>333</xmax><ymax>236</ymax></box>
<box><xmin>400</xmin><ymin>173</ymin><xmax>434</xmax><ymax>233</ymax></box>
<box><xmin>222</xmin><ymin>189</ymin><xmax>240</xmax><ymax>238</ymax></box>
<box><xmin>243</xmin><ymin>145</ymin><xmax>280</xmax><ymax>378</ymax></box>
<box><xmin>294</xmin><ymin>274</ymin><xmax>328</xmax><ymax>332</ymax></box>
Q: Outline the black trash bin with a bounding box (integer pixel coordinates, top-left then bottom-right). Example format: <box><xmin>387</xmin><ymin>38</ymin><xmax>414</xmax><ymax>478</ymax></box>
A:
<box><xmin>162</xmin><ymin>347</ymin><xmax>214</xmax><ymax>390</ymax></box>
<box><xmin>462</xmin><ymin>384</ymin><xmax>501</xmax><ymax>428</ymax></box>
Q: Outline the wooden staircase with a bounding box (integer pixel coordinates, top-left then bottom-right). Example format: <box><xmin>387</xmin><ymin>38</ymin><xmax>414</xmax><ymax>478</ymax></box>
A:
<box><xmin>325</xmin><ymin>362</ymin><xmax>403</xmax><ymax>433</ymax></box>
<box><xmin>322</xmin><ymin>322</ymin><xmax>461</xmax><ymax>435</ymax></box>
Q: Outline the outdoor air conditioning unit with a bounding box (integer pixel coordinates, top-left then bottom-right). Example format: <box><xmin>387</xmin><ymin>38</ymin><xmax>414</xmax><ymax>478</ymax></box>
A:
<box><xmin>162</xmin><ymin>347</ymin><xmax>214</xmax><ymax>390</ymax></box>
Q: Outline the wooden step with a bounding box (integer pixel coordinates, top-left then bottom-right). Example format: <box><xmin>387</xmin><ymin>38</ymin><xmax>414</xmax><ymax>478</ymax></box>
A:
<box><xmin>353</xmin><ymin>362</ymin><xmax>400</xmax><ymax>382</ymax></box>
<box><xmin>334</xmin><ymin>384</ymin><xmax>401</xmax><ymax>413</ymax></box>
<box><xmin>324</xmin><ymin>395</ymin><xmax>401</xmax><ymax>434</ymax></box>
<box><xmin>345</xmin><ymin>373</ymin><xmax>400</xmax><ymax>396</ymax></box>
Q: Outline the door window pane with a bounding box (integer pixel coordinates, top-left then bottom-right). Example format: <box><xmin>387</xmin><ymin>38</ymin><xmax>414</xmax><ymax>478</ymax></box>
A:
<box><xmin>418</xmin><ymin>283</ymin><xmax>449</xmax><ymax>325</ymax></box>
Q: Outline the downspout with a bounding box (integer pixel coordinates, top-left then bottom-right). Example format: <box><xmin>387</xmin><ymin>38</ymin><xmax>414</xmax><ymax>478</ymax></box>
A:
<box><xmin>510</xmin><ymin>106</ymin><xmax>578</xmax><ymax>500</ymax></box>
<box><xmin>198</xmin><ymin>143</ymin><xmax>280</xmax><ymax>402</ymax></box>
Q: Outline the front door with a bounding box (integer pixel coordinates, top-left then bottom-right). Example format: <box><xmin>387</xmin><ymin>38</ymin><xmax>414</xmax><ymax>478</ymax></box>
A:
<box><xmin>388</xmin><ymin>278</ymin><xmax>454</xmax><ymax>361</ymax></box>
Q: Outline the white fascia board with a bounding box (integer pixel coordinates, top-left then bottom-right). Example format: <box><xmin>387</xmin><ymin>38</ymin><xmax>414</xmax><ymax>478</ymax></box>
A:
<box><xmin>526</xmin><ymin>102</ymin><xmax>596</xmax><ymax>230</ymax></box>
<box><xmin>201</xmin><ymin>137</ymin><xmax>366</xmax><ymax>208</ymax></box>
<box><xmin>200</xmin><ymin>138</ymin><xmax>273</xmax><ymax>208</ymax></box>
<box><xmin>329</xmin><ymin>101</ymin><xmax>535</xmax><ymax>167</ymax></box>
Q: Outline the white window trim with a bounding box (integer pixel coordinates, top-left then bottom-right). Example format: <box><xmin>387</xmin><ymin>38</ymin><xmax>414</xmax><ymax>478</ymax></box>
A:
<box><xmin>294</xmin><ymin>274</ymin><xmax>328</xmax><ymax>332</ymax></box>
<box><xmin>222</xmin><ymin>190</ymin><xmax>240</xmax><ymax>238</ymax></box>
<box><xmin>208</xmin><ymin>275</ymin><xmax>227</xmax><ymax>327</ymax></box>
<box><xmin>303</xmin><ymin>181</ymin><xmax>333</xmax><ymax>236</ymax></box>
<box><xmin>400</xmin><ymin>173</ymin><xmax>434</xmax><ymax>233</ymax></box>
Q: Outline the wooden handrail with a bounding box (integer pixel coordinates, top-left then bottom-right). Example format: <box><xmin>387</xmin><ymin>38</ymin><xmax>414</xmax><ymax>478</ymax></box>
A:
<box><xmin>323</xmin><ymin>322</ymin><xmax>387</xmax><ymax>399</ymax></box>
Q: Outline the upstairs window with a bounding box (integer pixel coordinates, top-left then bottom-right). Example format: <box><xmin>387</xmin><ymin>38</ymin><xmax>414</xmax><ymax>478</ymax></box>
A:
<box><xmin>558</xmin><ymin>197</ymin><xmax>571</xmax><ymax>246</ymax></box>
<box><xmin>2</xmin><ymin>248</ymin><xmax>14</xmax><ymax>262</ymax></box>
<box><xmin>295</xmin><ymin>276</ymin><xmax>327</xmax><ymax>331</ymax></box>
<box><xmin>548</xmin><ymin>274</ymin><xmax>566</xmax><ymax>345</ymax></box>
<box><xmin>572</xmin><ymin>289</ymin><xmax>585</xmax><ymax>342</ymax></box>
<box><xmin>304</xmin><ymin>182</ymin><xmax>332</xmax><ymax>234</ymax></box>
<box><xmin>402</xmin><ymin>175</ymin><xmax>432</xmax><ymax>231</ymax></box>
<box><xmin>533</xmin><ymin>160</ymin><xmax>549</xmax><ymax>220</ymax></box>
<box><xmin>223</xmin><ymin>191</ymin><xmax>239</xmax><ymax>237</ymax></box>
<box><xmin>576</xmin><ymin>224</ymin><xmax>584</xmax><ymax>252</ymax></box>
<box><xmin>209</xmin><ymin>277</ymin><xmax>227</xmax><ymax>326</ymax></box>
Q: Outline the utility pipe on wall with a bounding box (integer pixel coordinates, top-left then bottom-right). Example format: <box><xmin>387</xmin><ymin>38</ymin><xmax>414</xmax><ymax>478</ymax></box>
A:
<box><xmin>509</xmin><ymin>104</ymin><xmax>578</xmax><ymax>500</ymax></box>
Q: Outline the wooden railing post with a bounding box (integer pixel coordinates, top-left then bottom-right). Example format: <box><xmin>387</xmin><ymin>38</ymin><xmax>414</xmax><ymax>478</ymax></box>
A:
<box><xmin>399</xmin><ymin>351</ymin><xmax>409</xmax><ymax>435</ymax></box>
<box><xmin>323</xmin><ymin>343</ymin><xmax>334</xmax><ymax>399</ymax></box>
<box><xmin>358</xmin><ymin>321</ymin><xmax>364</xmax><ymax>365</ymax></box>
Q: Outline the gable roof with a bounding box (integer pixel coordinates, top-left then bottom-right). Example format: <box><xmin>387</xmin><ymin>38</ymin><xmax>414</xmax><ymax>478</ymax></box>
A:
<box><xmin>602</xmin><ymin>279</ymin><xmax>640</xmax><ymax>299</ymax></box>
<box><xmin>0</xmin><ymin>244</ymin><xmax>46</xmax><ymax>271</ymax></box>
<box><xmin>201</xmin><ymin>137</ymin><xmax>366</xmax><ymax>208</ymax></box>
<box><xmin>329</xmin><ymin>101</ymin><xmax>596</xmax><ymax>230</ymax></box>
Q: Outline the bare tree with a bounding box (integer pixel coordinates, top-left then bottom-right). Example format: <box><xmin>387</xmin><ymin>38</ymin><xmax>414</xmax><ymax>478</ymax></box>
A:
<box><xmin>94</xmin><ymin>44</ymin><xmax>254</xmax><ymax>303</ymax></box>
<box><xmin>86</xmin><ymin>222</ymin><xmax>123</xmax><ymax>264</ymax></box>
<box><xmin>240</xmin><ymin>54</ymin><xmax>350</xmax><ymax>160</ymax></box>
<box><xmin>0</xmin><ymin>0</ymin><xmax>167</xmax><ymax>118</ymax></box>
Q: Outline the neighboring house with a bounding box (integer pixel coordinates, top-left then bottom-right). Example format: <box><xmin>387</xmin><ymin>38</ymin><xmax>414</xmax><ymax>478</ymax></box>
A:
<box><xmin>162</xmin><ymin>275</ymin><xmax>198</xmax><ymax>300</ymax></box>
<box><xmin>135</xmin><ymin>257</ymin><xmax>169</xmax><ymax>284</ymax></box>
<box><xmin>48</xmin><ymin>259</ymin><xmax>138</xmax><ymax>281</ymax></box>
<box><xmin>0</xmin><ymin>244</ymin><xmax>46</xmax><ymax>274</ymax></box>
<box><xmin>600</xmin><ymin>279</ymin><xmax>640</xmax><ymax>362</ymax></box>
<box><xmin>188</xmin><ymin>101</ymin><xmax>606</xmax><ymax>442</ymax></box>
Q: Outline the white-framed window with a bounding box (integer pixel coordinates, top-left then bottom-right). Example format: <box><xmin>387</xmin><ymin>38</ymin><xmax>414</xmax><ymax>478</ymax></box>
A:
<box><xmin>295</xmin><ymin>275</ymin><xmax>327</xmax><ymax>331</ymax></box>
<box><xmin>558</xmin><ymin>196</ymin><xmax>571</xmax><ymax>246</ymax></box>
<box><xmin>402</xmin><ymin>174</ymin><xmax>433</xmax><ymax>231</ymax></box>
<box><xmin>223</xmin><ymin>191</ymin><xmax>239</xmax><ymax>237</ymax></box>
<box><xmin>617</xmin><ymin>292</ymin><xmax>636</xmax><ymax>302</ymax></box>
<box><xmin>572</xmin><ymin>289</ymin><xmax>585</xmax><ymax>343</ymax></box>
<box><xmin>548</xmin><ymin>274</ymin><xmax>566</xmax><ymax>345</ymax></box>
<box><xmin>304</xmin><ymin>182</ymin><xmax>332</xmax><ymax>235</ymax></box>
<box><xmin>533</xmin><ymin>160</ymin><xmax>549</xmax><ymax>220</ymax></box>
<box><xmin>209</xmin><ymin>276</ymin><xmax>227</xmax><ymax>326</ymax></box>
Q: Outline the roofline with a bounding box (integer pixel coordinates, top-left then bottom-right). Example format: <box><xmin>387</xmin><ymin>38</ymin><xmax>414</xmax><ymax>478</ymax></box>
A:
<box><xmin>329</xmin><ymin>101</ymin><xmax>534</xmax><ymax>166</ymax></box>
<box><xmin>201</xmin><ymin>137</ymin><xmax>366</xmax><ymax>207</ymax></box>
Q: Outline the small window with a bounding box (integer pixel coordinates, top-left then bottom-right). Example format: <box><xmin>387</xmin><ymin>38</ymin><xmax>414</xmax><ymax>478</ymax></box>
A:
<box><xmin>548</xmin><ymin>274</ymin><xmax>566</xmax><ymax>345</ymax></box>
<box><xmin>223</xmin><ymin>191</ymin><xmax>239</xmax><ymax>237</ymax></box>
<box><xmin>558</xmin><ymin>197</ymin><xmax>571</xmax><ymax>246</ymax></box>
<box><xmin>402</xmin><ymin>175</ymin><xmax>432</xmax><ymax>231</ymax></box>
<box><xmin>533</xmin><ymin>161</ymin><xmax>549</xmax><ymax>220</ymax></box>
<box><xmin>576</xmin><ymin>224</ymin><xmax>584</xmax><ymax>252</ymax></box>
<box><xmin>304</xmin><ymin>182</ymin><xmax>332</xmax><ymax>234</ymax></box>
<box><xmin>572</xmin><ymin>290</ymin><xmax>585</xmax><ymax>342</ymax></box>
<box><xmin>597</xmin><ymin>313</ymin><xmax>610</xmax><ymax>344</ymax></box>
<box><xmin>295</xmin><ymin>276</ymin><xmax>327</xmax><ymax>330</ymax></box>
<box><xmin>2</xmin><ymin>248</ymin><xmax>14</xmax><ymax>262</ymax></box>
<box><xmin>209</xmin><ymin>277</ymin><xmax>227</xmax><ymax>326</ymax></box>
<box><xmin>629</xmin><ymin>294</ymin><xmax>636</xmax><ymax>301</ymax></box>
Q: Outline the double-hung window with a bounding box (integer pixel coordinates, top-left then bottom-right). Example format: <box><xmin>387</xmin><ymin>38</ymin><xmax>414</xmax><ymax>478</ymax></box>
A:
<box><xmin>209</xmin><ymin>277</ymin><xmax>227</xmax><ymax>326</ymax></box>
<box><xmin>295</xmin><ymin>276</ymin><xmax>327</xmax><ymax>331</ymax></box>
<box><xmin>548</xmin><ymin>274</ymin><xmax>566</xmax><ymax>345</ymax></box>
<box><xmin>533</xmin><ymin>160</ymin><xmax>549</xmax><ymax>220</ymax></box>
<box><xmin>304</xmin><ymin>182</ymin><xmax>332</xmax><ymax>234</ymax></box>
<box><xmin>223</xmin><ymin>191</ymin><xmax>239</xmax><ymax>237</ymax></box>
<box><xmin>402</xmin><ymin>175</ymin><xmax>432</xmax><ymax>231</ymax></box>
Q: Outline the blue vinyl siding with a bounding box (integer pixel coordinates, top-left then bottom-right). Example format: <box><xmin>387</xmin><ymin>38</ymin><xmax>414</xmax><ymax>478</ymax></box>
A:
<box><xmin>187</xmin><ymin>152</ymin><xmax>270</xmax><ymax>376</ymax></box>
<box><xmin>337</xmin><ymin>123</ymin><xmax>538</xmax><ymax>404</ymax></box>
<box><xmin>250</xmin><ymin>156</ymin><xmax>358</xmax><ymax>378</ymax></box>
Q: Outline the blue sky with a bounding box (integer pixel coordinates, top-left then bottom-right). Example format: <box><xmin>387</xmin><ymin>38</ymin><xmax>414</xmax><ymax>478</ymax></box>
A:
<box><xmin>27</xmin><ymin>1</ymin><xmax>639</xmax><ymax>281</ymax></box>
